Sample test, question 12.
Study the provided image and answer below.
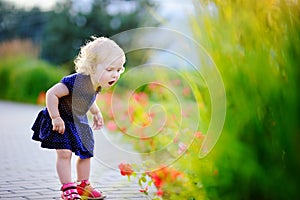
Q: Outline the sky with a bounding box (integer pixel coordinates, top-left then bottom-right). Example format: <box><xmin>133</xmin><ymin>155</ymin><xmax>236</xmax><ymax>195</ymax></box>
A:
<box><xmin>3</xmin><ymin>0</ymin><xmax>60</xmax><ymax>10</ymax></box>
<box><xmin>3</xmin><ymin>0</ymin><xmax>196</xmax><ymax>34</ymax></box>
<box><xmin>3</xmin><ymin>0</ymin><xmax>195</xmax><ymax>16</ymax></box>
<box><xmin>3</xmin><ymin>0</ymin><xmax>55</xmax><ymax>10</ymax></box>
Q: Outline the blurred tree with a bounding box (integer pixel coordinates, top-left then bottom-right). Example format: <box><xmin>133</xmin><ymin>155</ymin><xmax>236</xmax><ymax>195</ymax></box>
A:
<box><xmin>40</xmin><ymin>0</ymin><xmax>158</xmax><ymax>68</ymax></box>
<box><xmin>0</xmin><ymin>0</ymin><xmax>47</xmax><ymax>43</ymax></box>
<box><xmin>0</xmin><ymin>0</ymin><xmax>158</xmax><ymax>68</ymax></box>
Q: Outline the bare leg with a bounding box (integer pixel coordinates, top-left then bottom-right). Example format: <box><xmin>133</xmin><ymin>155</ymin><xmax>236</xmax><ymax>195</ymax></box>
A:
<box><xmin>76</xmin><ymin>157</ymin><xmax>105</xmax><ymax>198</ymax></box>
<box><xmin>56</xmin><ymin>149</ymin><xmax>72</xmax><ymax>184</ymax></box>
<box><xmin>76</xmin><ymin>157</ymin><xmax>91</xmax><ymax>181</ymax></box>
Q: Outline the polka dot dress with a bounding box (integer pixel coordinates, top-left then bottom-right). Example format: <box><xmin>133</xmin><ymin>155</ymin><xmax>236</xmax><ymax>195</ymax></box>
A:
<box><xmin>32</xmin><ymin>73</ymin><xmax>99</xmax><ymax>159</ymax></box>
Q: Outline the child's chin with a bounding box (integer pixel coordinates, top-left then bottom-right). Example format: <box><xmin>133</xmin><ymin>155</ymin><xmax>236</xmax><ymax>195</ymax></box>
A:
<box><xmin>103</xmin><ymin>84</ymin><xmax>113</xmax><ymax>88</ymax></box>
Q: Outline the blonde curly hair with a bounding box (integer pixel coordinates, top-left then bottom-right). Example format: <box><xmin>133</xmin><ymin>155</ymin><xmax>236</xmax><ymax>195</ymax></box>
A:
<box><xmin>74</xmin><ymin>36</ymin><xmax>125</xmax><ymax>75</ymax></box>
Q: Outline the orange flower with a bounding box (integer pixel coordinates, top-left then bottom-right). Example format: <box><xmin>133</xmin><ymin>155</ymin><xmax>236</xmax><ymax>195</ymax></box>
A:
<box><xmin>213</xmin><ymin>169</ymin><xmax>219</xmax><ymax>176</ymax></box>
<box><xmin>37</xmin><ymin>91</ymin><xmax>46</xmax><ymax>105</ymax></box>
<box><xmin>118</xmin><ymin>162</ymin><xmax>134</xmax><ymax>176</ymax></box>
<box><xmin>132</xmin><ymin>92</ymin><xmax>149</xmax><ymax>106</ymax></box>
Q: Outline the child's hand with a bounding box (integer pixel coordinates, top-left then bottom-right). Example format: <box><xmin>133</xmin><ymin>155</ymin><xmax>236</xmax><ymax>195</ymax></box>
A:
<box><xmin>92</xmin><ymin>112</ymin><xmax>104</xmax><ymax>130</ymax></box>
<box><xmin>52</xmin><ymin>117</ymin><xmax>65</xmax><ymax>134</ymax></box>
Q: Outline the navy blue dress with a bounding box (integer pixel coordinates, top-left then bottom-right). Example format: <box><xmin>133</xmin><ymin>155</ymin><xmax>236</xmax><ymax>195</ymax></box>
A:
<box><xmin>32</xmin><ymin>73</ymin><xmax>100</xmax><ymax>159</ymax></box>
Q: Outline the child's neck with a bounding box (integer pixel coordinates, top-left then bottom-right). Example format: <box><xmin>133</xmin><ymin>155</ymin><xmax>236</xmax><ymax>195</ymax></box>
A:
<box><xmin>90</xmin><ymin>75</ymin><xmax>101</xmax><ymax>92</ymax></box>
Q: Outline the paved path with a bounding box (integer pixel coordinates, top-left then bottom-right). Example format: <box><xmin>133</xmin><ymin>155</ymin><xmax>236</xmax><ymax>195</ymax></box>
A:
<box><xmin>0</xmin><ymin>101</ymin><xmax>156</xmax><ymax>199</ymax></box>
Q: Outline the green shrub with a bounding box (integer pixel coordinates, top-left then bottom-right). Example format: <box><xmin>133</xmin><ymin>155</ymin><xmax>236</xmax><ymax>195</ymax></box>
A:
<box><xmin>104</xmin><ymin>1</ymin><xmax>300</xmax><ymax>199</ymax></box>
<box><xmin>191</xmin><ymin>1</ymin><xmax>300</xmax><ymax>199</ymax></box>
<box><xmin>0</xmin><ymin>56</ymin><xmax>68</xmax><ymax>103</ymax></box>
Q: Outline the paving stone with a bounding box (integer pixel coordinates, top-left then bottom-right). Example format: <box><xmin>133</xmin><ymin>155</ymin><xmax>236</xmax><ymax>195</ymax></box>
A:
<box><xmin>0</xmin><ymin>101</ymin><xmax>157</xmax><ymax>199</ymax></box>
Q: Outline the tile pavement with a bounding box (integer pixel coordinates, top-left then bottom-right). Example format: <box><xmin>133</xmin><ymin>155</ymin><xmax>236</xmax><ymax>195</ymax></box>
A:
<box><xmin>0</xmin><ymin>101</ymin><xmax>156</xmax><ymax>199</ymax></box>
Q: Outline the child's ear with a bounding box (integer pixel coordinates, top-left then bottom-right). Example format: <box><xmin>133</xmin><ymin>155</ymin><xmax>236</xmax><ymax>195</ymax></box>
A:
<box><xmin>120</xmin><ymin>67</ymin><xmax>125</xmax><ymax>74</ymax></box>
<box><xmin>90</xmin><ymin>64</ymin><xmax>98</xmax><ymax>74</ymax></box>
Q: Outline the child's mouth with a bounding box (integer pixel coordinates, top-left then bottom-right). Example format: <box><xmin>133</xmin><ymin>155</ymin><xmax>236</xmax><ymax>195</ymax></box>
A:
<box><xmin>108</xmin><ymin>81</ymin><xmax>115</xmax><ymax>86</ymax></box>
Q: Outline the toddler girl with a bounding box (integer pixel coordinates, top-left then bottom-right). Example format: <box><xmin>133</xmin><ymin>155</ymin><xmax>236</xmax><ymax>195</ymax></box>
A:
<box><xmin>32</xmin><ymin>36</ymin><xmax>126</xmax><ymax>200</ymax></box>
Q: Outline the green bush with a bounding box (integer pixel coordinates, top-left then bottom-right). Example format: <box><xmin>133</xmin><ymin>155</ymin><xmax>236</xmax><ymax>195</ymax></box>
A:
<box><xmin>0</xmin><ymin>56</ymin><xmax>68</xmax><ymax>103</ymax></box>
<box><xmin>191</xmin><ymin>1</ymin><xmax>300</xmax><ymax>199</ymax></box>
<box><xmin>102</xmin><ymin>1</ymin><xmax>300</xmax><ymax>199</ymax></box>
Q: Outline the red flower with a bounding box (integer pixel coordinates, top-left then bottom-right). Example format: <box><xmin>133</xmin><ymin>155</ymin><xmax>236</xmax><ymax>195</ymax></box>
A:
<box><xmin>194</xmin><ymin>131</ymin><xmax>204</xmax><ymax>138</ymax></box>
<box><xmin>148</xmin><ymin>166</ymin><xmax>183</xmax><ymax>191</ymax></box>
<box><xmin>107</xmin><ymin>120</ymin><xmax>117</xmax><ymax>131</ymax></box>
<box><xmin>173</xmin><ymin>79</ymin><xmax>181</xmax><ymax>86</ymax></box>
<box><xmin>156</xmin><ymin>189</ymin><xmax>164</xmax><ymax>196</ymax></box>
<box><xmin>173</xmin><ymin>135</ymin><xmax>178</xmax><ymax>143</ymax></box>
<box><xmin>139</xmin><ymin>185</ymin><xmax>148</xmax><ymax>193</ymax></box>
<box><xmin>132</xmin><ymin>92</ymin><xmax>148</xmax><ymax>106</ymax></box>
<box><xmin>182</xmin><ymin>86</ymin><xmax>191</xmax><ymax>96</ymax></box>
<box><xmin>148</xmin><ymin>82</ymin><xmax>159</xmax><ymax>91</ymax></box>
<box><xmin>118</xmin><ymin>163</ymin><xmax>134</xmax><ymax>176</ymax></box>
<box><xmin>151</xmin><ymin>173</ymin><xmax>163</xmax><ymax>188</ymax></box>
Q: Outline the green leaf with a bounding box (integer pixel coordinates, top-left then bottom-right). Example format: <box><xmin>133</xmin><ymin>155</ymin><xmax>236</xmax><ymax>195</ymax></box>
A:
<box><xmin>148</xmin><ymin>180</ymin><xmax>153</xmax><ymax>186</ymax></box>
<box><xmin>138</xmin><ymin>178</ymin><xmax>143</xmax><ymax>187</ymax></box>
<box><xmin>141</xmin><ymin>176</ymin><xmax>147</xmax><ymax>183</ymax></box>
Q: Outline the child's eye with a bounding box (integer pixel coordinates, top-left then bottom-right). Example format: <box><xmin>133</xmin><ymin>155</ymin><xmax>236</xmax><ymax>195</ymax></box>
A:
<box><xmin>117</xmin><ymin>68</ymin><xmax>124</xmax><ymax>73</ymax></box>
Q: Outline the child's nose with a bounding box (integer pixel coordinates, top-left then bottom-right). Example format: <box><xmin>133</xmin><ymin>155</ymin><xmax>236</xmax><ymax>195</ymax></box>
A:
<box><xmin>112</xmin><ymin>71</ymin><xmax>118</xmax><ymax>78</ymax></box>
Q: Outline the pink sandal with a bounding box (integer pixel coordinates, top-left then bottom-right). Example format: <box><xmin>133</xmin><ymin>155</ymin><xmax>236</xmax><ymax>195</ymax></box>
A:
<box><xmin>61</xmin><ymin>182</ymin><xmax>81</xmax><ymax>200</ymax></box>
<box><xmin>77</xmin><ymin>180</ymin><xmax>106</xmax><ymax>200</ymax></box>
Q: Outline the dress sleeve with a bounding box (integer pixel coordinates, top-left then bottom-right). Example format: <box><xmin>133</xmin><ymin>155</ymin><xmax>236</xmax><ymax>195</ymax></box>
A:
<box><xmin>60</xmin><ymin>74</ymin><xmax>76</xmax><ymax>94</ymax></box>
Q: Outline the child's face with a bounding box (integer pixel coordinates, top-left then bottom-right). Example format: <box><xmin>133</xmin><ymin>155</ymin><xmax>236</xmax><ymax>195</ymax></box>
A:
<box><xmin>95</xmin><ymin>57</ymin><xmax>124</xmax><ymax>89</ymax></box>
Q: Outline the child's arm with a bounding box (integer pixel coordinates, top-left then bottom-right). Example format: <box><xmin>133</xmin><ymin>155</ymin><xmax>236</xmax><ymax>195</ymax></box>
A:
<box><xmin>46</xmin><ymin>83</ymin><xmax>69</xmax><ymax>134</ymax></box>
<box><xmin>89</xmin><ymin>101</ymin><xmax>104</xmax><ymax>130</ymax></box>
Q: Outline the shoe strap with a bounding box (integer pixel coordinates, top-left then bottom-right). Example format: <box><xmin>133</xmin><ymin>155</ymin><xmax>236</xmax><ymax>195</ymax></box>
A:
<box><xmin>67</xmin><ymin>193</ymin><xmax>81</xmax><ymax>199</ymax></box>
<box><xmin>63</xmin><ymin>189</ymin><xmax>78</xmax><ymax>196</ymax></box>
<box><xmin>61</xmin><ymin>182</ymin><xmax>77</xmax><ymax>191</ymax></box>
<box><xmin>77</xmin><ymin>179</ymin><xmax>90</xmax><ymax>187</ymax></box>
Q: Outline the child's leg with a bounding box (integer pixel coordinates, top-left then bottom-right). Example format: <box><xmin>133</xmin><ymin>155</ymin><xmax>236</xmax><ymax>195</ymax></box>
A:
<box><xmin>76</xmin><ymin>157</ymin><xmax>91</xmax><ymax>181</ymax></box>
<box><xmin>56</xmin><ymin>149</ymin><xmax>72</xmax><ymax>184</ymax></box>
<box><xmin>76</xmin><ymin>157</ymin><xmax>106</xmax><ymax>199</ymax></box>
